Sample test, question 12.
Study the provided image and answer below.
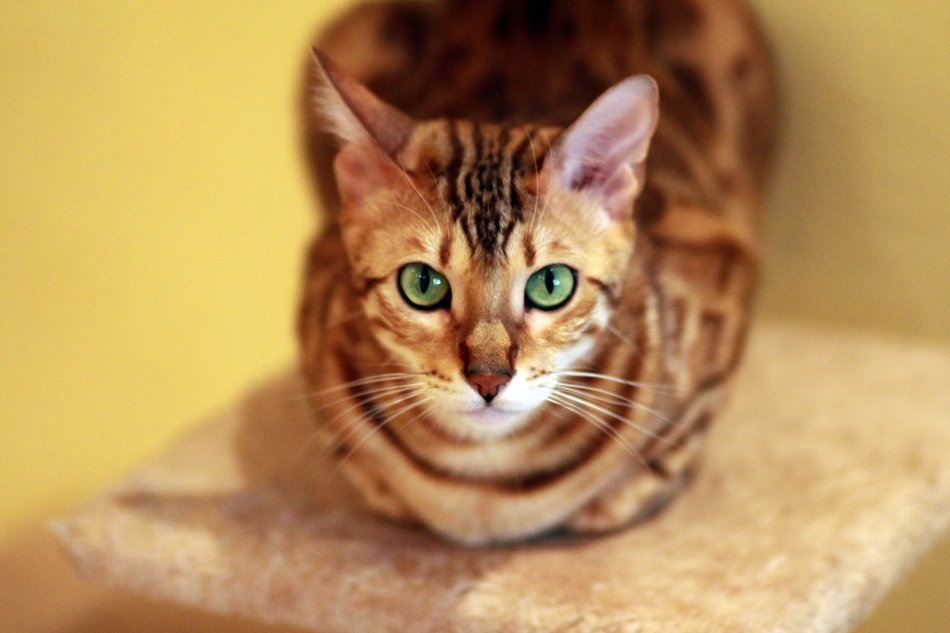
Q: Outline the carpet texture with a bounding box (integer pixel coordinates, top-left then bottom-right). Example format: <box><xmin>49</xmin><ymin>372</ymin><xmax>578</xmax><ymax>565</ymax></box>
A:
<box><xmin>53</xmin><ymin>321</ymin><xmax>950</xmax><ymax>632</ymax></box>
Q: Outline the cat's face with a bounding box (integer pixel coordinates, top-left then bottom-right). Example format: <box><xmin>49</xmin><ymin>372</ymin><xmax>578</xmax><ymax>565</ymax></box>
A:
<box><xmin>335</xmin><ymin>126</ymin><xmax>637</xmax><ymax>439</ymax></box>
<box><xmin>314</xmin><ymin>53</ymin><xmax>657</xmax><ymax>440</ymax></box>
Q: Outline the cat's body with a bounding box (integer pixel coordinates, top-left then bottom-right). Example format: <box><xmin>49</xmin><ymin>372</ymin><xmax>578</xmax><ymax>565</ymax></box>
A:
<box><xmin>299</xmin><ymin>0</ymin><xmax>778</xmax><ymax>544</ymax></box>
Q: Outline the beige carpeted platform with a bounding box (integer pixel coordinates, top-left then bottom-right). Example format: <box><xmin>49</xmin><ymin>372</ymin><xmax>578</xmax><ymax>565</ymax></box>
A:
<box><xmin>53</xmin><ymin>321</ymin><xmax>950</xmax><ymax>632</ymax></box>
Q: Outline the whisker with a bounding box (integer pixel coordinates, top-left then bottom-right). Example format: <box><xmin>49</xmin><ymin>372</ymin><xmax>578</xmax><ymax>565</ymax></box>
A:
<box><xmin>555</xmin><ymin>387</ymin><xmax>673</xmax><ymax>442</ymax></box>
<box><xmin>301</xmin><ymin>372</ymin><xmax>421</xmax><ymax>398</ymax></box>
<box><xmin>376</xmin><ymin>199</ymin><xmax>434</xmax><ymax>232</ymax></box>
<box><xmin>286</xmin><ymin>426</ymin><xmax>336</xmax><ymax>471</ymax></box>
<box><xmin>298</xmin><ymin>378</ymin><xmax>416</xmax><ymax>404</ymax></box>
<box><xmin>334</xmin><ymin>394</ymin><xmax>433</xmax><ymax>472</ymax></box>
<box><xmin>423</xmin><ymin>158</ymin><xmax>449</xmax><ymax>211</ymax></box>
<box><xmin>395</xmin><ymin>159</ymin><xmax>441</xmax><ymax>228</ymax></box>
<box><xmin>532</xmin><ymin>143</ymin><xmax>557</xmax><ymax>233</ymax></box>
<box><xmin>605</xmin><ymin>322</ymin><xmax>640</xmax><ymax>351</ymax></box>
<box><xmin>548</xmin><ymin>394</ymin><xmax>648</xmax><ymax>467</ymax></box>
<box><xmin>562</xmin><ymin>383</ymin><xmax>673</xmax><ymax>424</ymax></box>
<box><xmin>303</xmin><ymin>382</ymin><xmax>420</xmax><ymax>413</ymax></box>
<box><xmin>556</xmin><ymin>383</ymin><xmax>642</xmax><ymax>411</ymax></box>
<box><xmin>392</xmin><ymin>401</ymin><xmax>437</xmax><ymax>437</ymax></box>
<box><xmin>553</xmin><ymin>370</ymin><xmax>676</xmax><ymax>393</ymax></box>
<box><xmin>539</xmin><ymin>401</ymin><xmax>572</xmax><ymax>424</ymax></box>
<box><xmin>552</xmin><ymin>388</ymin><xmax>672</xmax><ymax>445</ymax></box>
<box><xmin>555</xmin><ymin>381</ymin><xmax>674</xmax><ymax>425</ymax></box>
<box><xmin>321</xmin><ymin>386</ymin><xmax>424</xmax><ymax>457</ymax></box>
<box><xmin>527</xmin><ymin>128</ymin><xmax>541</xmax><ymax>233</ymax></box>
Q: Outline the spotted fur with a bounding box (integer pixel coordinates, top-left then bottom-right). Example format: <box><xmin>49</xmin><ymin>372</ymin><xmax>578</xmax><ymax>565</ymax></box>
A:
<box><xmin>298</xmin><ymin>0</ymin><xmax>778</xmax><ymax>544</ymax></box>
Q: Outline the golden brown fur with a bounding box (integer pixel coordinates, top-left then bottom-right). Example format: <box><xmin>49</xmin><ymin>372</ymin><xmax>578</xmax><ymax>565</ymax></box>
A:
<box><xmin>298</xmin><ymin>0</ymin><xmax>778</xmax><ymax>544</ymax></box>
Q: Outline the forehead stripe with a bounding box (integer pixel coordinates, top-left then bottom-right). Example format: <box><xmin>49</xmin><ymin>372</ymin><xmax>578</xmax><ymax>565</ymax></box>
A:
<box><xmin>445</xmin><ymin>119</ymin><xmax>464</xmax><ymax>221</ymax></box>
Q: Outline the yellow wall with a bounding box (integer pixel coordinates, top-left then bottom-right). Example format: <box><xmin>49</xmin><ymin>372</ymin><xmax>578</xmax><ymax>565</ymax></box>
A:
<box><xmin>1</xmin><ymin>1</ymin><xmax>947</xmax><ymax>630</ymax></box>
<box><xmin>756</xmin><ymin>0</ymin><xmax>950</xmax><ymax>343</ymax></box>
<box><xmin>1</xmin><ymin>1</ymin><xmax>330</xmax><ymax>531</ymax></box>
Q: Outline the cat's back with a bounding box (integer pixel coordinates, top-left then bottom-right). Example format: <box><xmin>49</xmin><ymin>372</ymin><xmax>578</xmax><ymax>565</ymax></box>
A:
<box><xmin>307</xmin><ymin>0</ymin><xmax>778</xmax><ymax>221</ymax></box>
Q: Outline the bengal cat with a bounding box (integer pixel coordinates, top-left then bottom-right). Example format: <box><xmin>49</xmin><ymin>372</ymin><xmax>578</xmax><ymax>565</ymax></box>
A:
<box><xmin>298</xmin><ymin>0</ymin><xmax>778</xmax><ymax>544</ymax></box>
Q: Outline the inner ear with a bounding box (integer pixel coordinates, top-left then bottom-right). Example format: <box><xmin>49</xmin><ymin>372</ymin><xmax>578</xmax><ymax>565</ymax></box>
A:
<box><xmin>334</xmin><ymin>142</ymin><xmax>407</xmax><ymax>210</ymax></box>
<box><xmin>543</xmin><ymin>75</ymin><xmax>659</xmax><ymax>221</ymax></box>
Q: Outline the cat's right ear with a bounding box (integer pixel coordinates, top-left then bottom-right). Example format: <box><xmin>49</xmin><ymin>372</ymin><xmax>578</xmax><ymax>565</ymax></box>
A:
<box><xmin>310</xmin><ymin>49</ymin><xmax>415</xmax><ymax>208</ymax></box>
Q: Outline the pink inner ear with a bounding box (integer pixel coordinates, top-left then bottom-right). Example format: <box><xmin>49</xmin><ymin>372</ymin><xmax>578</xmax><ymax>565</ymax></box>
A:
<box><xmin>547</xmin><ymin>75</ymin><xmax>659</xmax><ymax>221</ymax></box>
<box><xmin>334</xmin><ymin>142</ymin><xmax>406</xmax><ymax>210</ymax></box>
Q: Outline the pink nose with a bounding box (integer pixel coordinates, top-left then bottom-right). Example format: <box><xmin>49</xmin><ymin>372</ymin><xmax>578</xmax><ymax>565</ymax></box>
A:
<box><xmin>466</xmin><ymin>372</ymin><xmax>512</xmax><ymax>403</ymax></box>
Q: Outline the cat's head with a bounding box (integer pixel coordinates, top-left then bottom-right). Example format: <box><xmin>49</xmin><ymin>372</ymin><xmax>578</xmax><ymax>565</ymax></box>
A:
<box><xmin>311</xmin><ymin>51</ymin><xmax>658</xmax><ymax>440</ymax></box>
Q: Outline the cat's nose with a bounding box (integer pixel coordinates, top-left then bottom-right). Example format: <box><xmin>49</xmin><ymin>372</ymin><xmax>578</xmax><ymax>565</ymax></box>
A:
<box><xmin>466</xmin><ymin>372</ymin><xmax>512</xmax><ymax>404</ymax></box>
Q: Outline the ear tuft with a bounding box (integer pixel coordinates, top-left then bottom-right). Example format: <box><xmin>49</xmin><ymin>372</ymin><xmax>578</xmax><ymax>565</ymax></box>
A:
<box><xmin>311</xmin><ymin>49</ymin><xmax>415</xmax><ymax>157</ymax></box>
<box><xmin>544</xmin><ymin>75</ymin><xmax>659</xmax><ymax>221</ymax></box>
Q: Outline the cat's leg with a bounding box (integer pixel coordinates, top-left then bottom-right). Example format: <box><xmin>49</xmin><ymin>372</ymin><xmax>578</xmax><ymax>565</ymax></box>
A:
<box><xmin>566</xmin><ymin>434</ymin><xmax>705</xmax><ymax>533</ymax></box>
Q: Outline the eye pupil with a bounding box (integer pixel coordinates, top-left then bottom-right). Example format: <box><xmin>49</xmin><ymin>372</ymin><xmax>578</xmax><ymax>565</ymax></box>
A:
<box><xmin>545</xmin><ymin>268</ymin><xmax>556</xmax><ymax>294</ymax></box>
<box><xmin>419</xmin><ymin>267</ymin><xmax>430</xmax><ymax>293</ymax></box>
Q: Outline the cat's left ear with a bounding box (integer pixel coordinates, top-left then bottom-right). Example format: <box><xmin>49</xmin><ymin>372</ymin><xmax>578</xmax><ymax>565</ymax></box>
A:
<box><xmin>543</xmin><ymin>76</ymin><xmax>659</xmax><ymax>222</ymax></box>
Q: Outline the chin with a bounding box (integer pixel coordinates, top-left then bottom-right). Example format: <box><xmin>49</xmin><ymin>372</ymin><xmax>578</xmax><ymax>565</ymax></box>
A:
<box><xmin>433</xmin><ymin>402</ymin><xmax>538</xmax><ymax>441</ymax></box>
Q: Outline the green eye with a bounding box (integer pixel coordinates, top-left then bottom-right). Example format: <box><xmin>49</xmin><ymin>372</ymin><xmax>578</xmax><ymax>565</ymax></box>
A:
<box><xmin>525</xmin><ymin>264</ymin><xmax>577</xmax><ymax>310</ymax></box>
<box><xmin>398</xmin><ymin>263</ymin><xmax>451</xmax><ymax>310</ymax></box>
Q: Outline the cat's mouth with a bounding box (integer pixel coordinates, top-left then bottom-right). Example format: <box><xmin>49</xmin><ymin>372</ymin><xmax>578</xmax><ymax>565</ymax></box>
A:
<box><xmin>437</xmin><ymin>378</ymin><xmax>553</xmax><ymax>436</ymax></box>
<box><xmin>459</xmin><ymin>404</ymin><xmax>524</xmax><ymax>426</ymax></box>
